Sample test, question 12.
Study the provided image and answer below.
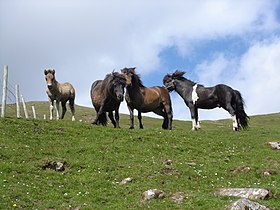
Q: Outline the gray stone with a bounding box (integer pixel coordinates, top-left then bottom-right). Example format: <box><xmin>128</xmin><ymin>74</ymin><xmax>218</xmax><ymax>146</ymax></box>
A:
<box><xmin>228</xmin><ymin>198</ymin><xmax>270</xmax><ymax>210</ymax></box>
<box><xmin>171</xmin><ymin>192</ymin><xmax>185</xmax><ymax>204</ymax></box>
<box><xmin>268</xmin><ymin>142</ymin><xmax>280</xmax><ymax>150</ymax></box>
<box><xmin>216</xmin><ymin>188</ymin><xmax>272</xmax><ymax>200</ymax></box>
<box><xmin>141</xmin><ymin>189</ymin><xmax>165</xmax><ymax>202</ymax></box>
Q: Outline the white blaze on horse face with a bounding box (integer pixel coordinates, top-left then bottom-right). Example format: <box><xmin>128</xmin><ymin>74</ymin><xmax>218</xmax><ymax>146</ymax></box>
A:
<box><xmin>192</xmin><ymin>84</ymin><xmax>199</xmax><ymax>105</ymax></box>
<box><xmin>232</xmin><ymin>115</ymin><xmax>238</xmax><ymax>131</ymax></box>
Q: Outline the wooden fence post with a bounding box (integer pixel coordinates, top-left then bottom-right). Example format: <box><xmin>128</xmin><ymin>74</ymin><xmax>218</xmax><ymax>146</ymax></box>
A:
<box><xmin>16</xmin><ymin>84</ymin><xmax>21</xmax><ymax>118</ymax></box>
<box><xmin>21</xmin><ymin>95</ymin><xmax>29</xmax><ymax>119</ymax></box>
<box><xmin>1</xmin><ymin>65</ymin><xmax>8</xmax><ymax>118</ymax></box>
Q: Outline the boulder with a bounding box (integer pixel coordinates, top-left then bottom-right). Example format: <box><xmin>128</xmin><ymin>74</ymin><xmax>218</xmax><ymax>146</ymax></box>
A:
<box><xmin>268</xmin><ymin>142</ymin><xmax>280</xmax><ymax>150</ymax></box>
<box><xmin>215</xmin><ymin>188</ymin><xmax>272</xmax><ymax>200</ymax></box>
<box><xmin>228</xmin><ymin>198</ymin><xmax>270</xmax><ymax>210</ymax></box>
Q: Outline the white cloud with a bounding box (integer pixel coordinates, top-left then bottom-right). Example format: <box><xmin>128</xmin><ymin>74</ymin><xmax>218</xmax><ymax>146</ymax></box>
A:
<box><xmin>0</xmin><ymin>0</ymin><xmax>279</xmax><ymax>120</ymax></box>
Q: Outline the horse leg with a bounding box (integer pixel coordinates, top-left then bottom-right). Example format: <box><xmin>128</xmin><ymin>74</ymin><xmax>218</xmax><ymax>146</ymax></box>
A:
<box><xmin>55</xmin><ymin>100</ymin><xmax>60</xmax><ymax>120</ymax></box>
<box><xmin>138</xmin><ymin>111</ymin><xmax>144</xmax><ymax>129</ymax></box>
<box><xmin>189</xmin><ymin>105</ymin><xmax>198</xmax><ymax>131</ymax></box>
<box><xmin>115</xmin><ymin>108</ymin><xmax>121</xmax><ymax>128</ymax></box>
<box><xmin>194</xmin><ymin>107</ymin><xmax>200</xmax><ymax>129</ymax></box>
<box><xmin>224</xmin><ymin>103</ymin><xmax>238</xmax><ymax>131</ymax></box>
<box><xmin>108</xmin><ymin>111</ymin><xmax>117</xmax><ymax>128</ymax></box>
<box><xmin>153</xmin><ymin>108</ymin><xmax>169</xmax><ymax>130</ymax></box>
<box><xmin>128</xmin><ymin>106</ymin><xmax>134</xmax><ymax>129</ymax></box>
<box><xmin>61</xmin><ymin>101</ymin><xmax>67</xmax><ymax>119</ymax></box>
<box><xmin>69</xmin><ymin>98</ymin><xmax>75</xmax><ymax>121</ymax></box>
<box><xmin>163</xmin><ymin>104</ymin><xmax>173</xmax><ymax>130</ymax></box>
<box><xmin>49</xmin><ymin>99</ymin><xmax>54</xmax><ymax>120</ymax></box>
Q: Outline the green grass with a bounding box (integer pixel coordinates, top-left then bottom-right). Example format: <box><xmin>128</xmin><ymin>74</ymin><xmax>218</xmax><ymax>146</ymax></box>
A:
<box><xmin>0</xmin><ymin>102</ymin><xmax>279</xmax><ymax>209</ymax></box>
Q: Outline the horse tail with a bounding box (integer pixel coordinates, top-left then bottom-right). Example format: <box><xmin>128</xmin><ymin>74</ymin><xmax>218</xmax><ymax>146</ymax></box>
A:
<box><xmin>233</xmin><ymin>90</ymin><xmax>249</xmax><ymax>129</ymax></box>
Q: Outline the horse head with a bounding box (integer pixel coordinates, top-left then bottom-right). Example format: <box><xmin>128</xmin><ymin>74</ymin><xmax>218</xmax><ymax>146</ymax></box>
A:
<box><xmin>44</xmin><ymin>69</ymin><xmax>56</xmax><ymax>90</ymax></box>
<box><xmin>163</xmin><ymin>70</ymin><xmax>186</xmax><ymax>91</ymax></box>
<box><xmin>121</xmin><ymin>67</ymin><xmax>137</xmax><ymax>86</ymax></box>
<box><xmin>110</xmin><ymin>72</ymin><xmax>126</xmax><ymax>102</ymax></box>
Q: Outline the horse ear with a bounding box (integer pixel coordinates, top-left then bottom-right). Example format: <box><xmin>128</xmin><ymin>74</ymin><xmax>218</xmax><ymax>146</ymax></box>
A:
<box><xmin>52</xmin><ymin>69</ymin><xmax>55</xmax><ymax>75</ymax></box>
<box><xmin>44</xmin><ymin>69</ymin><xmax>48</xmax><ymax>75</ymax></box>
<box><xmin>131</xmin><ymin>67</ymin><xmax>136</xmax><ymax>73</ymax></box>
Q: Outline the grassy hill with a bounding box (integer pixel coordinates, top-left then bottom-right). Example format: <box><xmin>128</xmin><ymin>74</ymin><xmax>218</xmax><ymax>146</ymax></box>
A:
<box><xmin>0</xmin><ymin>102</ymin><xmax>279</xmax><ymax>209</ymax></box>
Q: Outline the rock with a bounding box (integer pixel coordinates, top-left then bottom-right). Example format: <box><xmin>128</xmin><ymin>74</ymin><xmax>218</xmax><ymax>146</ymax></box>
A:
<box><xmin>262</xmin><ymin>169</ymin><xmax>277</xmax><ymax>176</ymax></box>
<box><xmin>141</xmin><ymin>189</ymin><xmax>165</xmax><ymax>202</ymax></box>
<box><xmin>117</xmin><ymin>177</ymin><xmax>133</xmax><ymax>185</ymax></box>
<box><xmin>163</xmin><ymin>159</ymin><xmax>173</xmax><ymax>166</ymax></box>
<box><xmin>55</xmin><ymin>162</ymin><xmax>65</xmax><ymax>171</ymax></box>
<box><xmin>231</xmin><ymin>166</ymin><xmax>251</xmax><ymax>173</ymax></box>
<box><xmin>228</xmin><ymin>198</ymin><xmax>270</xmax><ymax>210</ymax></box>
<box><xmin>268</xmin><ymin>142</ymin><xmax>280</xmax><ymax>150</ymax></box>
<box><xmin>171</xmin><ymin>192</ymin><xmax>185</xmax><ymax>204</ymax></box>
<box><xmin>215</xmin><ymin>188</ymin><xmax>272</xmax><ymax>200</ymax></box>
<box><xmin>42</xmin><ymin>161</ymin><xmax>66</xmax><ymax>172</ymax></box>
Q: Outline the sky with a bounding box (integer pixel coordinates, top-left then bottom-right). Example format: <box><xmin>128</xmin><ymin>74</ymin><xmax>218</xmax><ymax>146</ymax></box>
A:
<box><xmin>1</xmin><ymin>0</ymin><xmax>280</xmax><ymax>121</ymax></box>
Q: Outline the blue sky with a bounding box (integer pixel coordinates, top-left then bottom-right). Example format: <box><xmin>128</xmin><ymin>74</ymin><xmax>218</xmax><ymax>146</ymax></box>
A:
<box><xmin>1</xmin><ymin>0</ymin><xmax>280</xmax><ymax>120</ymax></box>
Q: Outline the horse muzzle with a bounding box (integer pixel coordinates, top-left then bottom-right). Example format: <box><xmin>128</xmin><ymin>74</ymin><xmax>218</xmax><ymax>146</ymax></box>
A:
<box><xmin>117</xmin><ymin>95</ymin><xmax>124</xmax><ymax>102</ymax></box>
<box><xmin>165</xmin><ymin>85</ymin><xmax>174</xmax><ymax>91</ymax></box>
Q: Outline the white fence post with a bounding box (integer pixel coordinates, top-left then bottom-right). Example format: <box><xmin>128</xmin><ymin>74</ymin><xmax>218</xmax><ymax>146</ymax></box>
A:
<box><xmin>21</xmin><ymin>95</ymin><xmax>29</xmax><ymax>119</ymax></box>
<box><xmin>32</xmin><ymin>105</ymin><xmax>36</xmax><ymax>119</ymax></box>
<box><xmin>16</xmin><ymin>84</ymin><xmax>21</xmax><ymax>118</ymax></box>
<box><xmin>1</xmin><ymin>65</ymin><xmax>8</xmax><ymax>118</ymax></box>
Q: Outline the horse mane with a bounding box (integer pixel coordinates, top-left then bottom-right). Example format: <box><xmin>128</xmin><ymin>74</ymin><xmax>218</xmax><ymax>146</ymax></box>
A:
<box><xmin>131</xmin><ymin>72</ymin><xmax>145</xmax><ymax>88</ymax></box>
<box><xmin>101</xmin><ymin>72</ymin><xmax>126</xmax><ymax>94</ymax></box>
<box><xmin>121</xmin><ymin>67</ymin><xmax>145</xmax><ymax>88</ymax></box>
<box><xmin>171</xmin><ymin>70</ymin><xmax>186</xmax><ymax>79</ymax></box>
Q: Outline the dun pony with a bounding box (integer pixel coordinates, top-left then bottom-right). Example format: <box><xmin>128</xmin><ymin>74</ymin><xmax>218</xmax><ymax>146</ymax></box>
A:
<box><xmin>44</xmin><ymin>69</ymin><xmax>75</xmax><ymax>121</ymax></box>
<box><xmin>121</xmin><ymin>67</ymin><xmax>173</xmax><ymax>130</ymax></box>
<box><xmin>163</xmin><ymin>70</ymin><xmax>249</xmax><ymax>131</ymax></box>
<box><xmin>90</xmin><ymin>72</ymin><xmax>126</xmax><ymax>128</ymax></box>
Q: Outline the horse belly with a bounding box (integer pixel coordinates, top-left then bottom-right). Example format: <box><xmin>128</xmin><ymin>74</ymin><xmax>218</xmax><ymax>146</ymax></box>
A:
<box><xmin>197</xmin><ymin>100</ymin><xmax>219</xmax><ymax>109</ymax></box>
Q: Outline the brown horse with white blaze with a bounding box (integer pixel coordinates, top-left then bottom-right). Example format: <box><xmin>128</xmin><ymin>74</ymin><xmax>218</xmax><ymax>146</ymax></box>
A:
<box><xmin>44</xmin><ymin>69</ymin><xmax>75</xmax><ymax>121</ymax></box>
<box><xmin>121</xmin><ymin>67</ymin><xmax>173</xmax><ymax>130</ymax></box>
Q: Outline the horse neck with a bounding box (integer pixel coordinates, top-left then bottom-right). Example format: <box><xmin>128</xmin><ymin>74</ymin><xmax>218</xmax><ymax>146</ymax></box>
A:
<box><xmin>126</xmin><ymin>78</ymin><xmax>143</xmax><ymax>98</ymax></box>
<box><xmin>174</xmin><ymin>78</ymin><xmax>194</xmax><ymax>96</ymax></box>
<box><xmin>50</xmin><ymin>79</ymin><xmax>60</xmax><ymax>93</ymax></box>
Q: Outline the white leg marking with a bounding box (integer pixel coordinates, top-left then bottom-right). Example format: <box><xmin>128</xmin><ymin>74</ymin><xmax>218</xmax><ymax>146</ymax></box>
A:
<box><xmin>55</xmin><ymin>100</ymin><xmax>60</xmax><ymax>120</ymax></box>
<box><xmin>72</xmin><ymin>116</ymin><xmax>75</xmax><ymax>121</ymax></box>
<box><xmin>192</xmin><ymin>119</ymin><xmax>197</xmax><ymax>131</ymax></box>
<box><xmin>232</xmin><ymin>115</ymin><xmax>238</xmax><ymax>131</ymax></box>
<box><xmin>196</xmin><ymin>121</ymin><xmax>201</xmax><ymax>129</ymax></box>
<box><xmin>50</xmin><ymin>104</ymin><xmax>53</xmax><ymax>120</ymax></box>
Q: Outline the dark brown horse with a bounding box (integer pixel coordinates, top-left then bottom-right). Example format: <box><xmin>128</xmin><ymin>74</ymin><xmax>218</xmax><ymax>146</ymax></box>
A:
<box><xmin>163</xmin><ymin>70</ymin><xmax>249</xmax><ymax>131</ymax></box>
<box><xmin>90</xmin><ymin>72</ymin><xmax>126</xmax><ymax>128</ymax></box>
<box><xmin>121</xmin><ymin>67</ymin><xmax>173</xmax><ymax>130</ymax></box>
<box><xmin>44</xmin><ymin>69</ymin><xmax>75</xmax><ymax>121</ymax></box>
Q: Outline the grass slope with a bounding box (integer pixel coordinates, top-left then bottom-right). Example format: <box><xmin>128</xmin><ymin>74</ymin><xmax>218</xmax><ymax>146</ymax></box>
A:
<box><xmin>0</xmin><ymin>102</ymin><xmax>279</xmax><ymax>209</ymax></box>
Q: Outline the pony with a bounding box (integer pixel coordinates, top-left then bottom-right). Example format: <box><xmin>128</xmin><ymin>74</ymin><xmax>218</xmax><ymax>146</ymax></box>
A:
<box><xmin>121</xmin><ymin>67</ymin><xmax>173</xmax><ymax>130</ymax></box>
<box><xmin>44</xmin><ymin>69</ymin><xmax>76</xmax><ymax>121</ymax></box>
<box><xmin>90</xmin><ymin>72</ymin><xmax>126</xmax><ymax>128</ymax></box>
<box><xmin>163</xmin><ymin>70</ymin><xmax>249</xmax><ymax>131</ymax></box>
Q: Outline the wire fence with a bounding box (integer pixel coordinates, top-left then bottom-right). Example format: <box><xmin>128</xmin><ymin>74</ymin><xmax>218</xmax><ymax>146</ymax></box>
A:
<box><xmin>0</xmin><ymin>65</ymin><xmax>37</xmax><ymax>119</ymax></box>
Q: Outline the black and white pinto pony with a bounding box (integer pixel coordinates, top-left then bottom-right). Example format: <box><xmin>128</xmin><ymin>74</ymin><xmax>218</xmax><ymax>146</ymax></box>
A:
<box><xmin>163</xmin><ymin>70</ymin><xmax>249</xmax><ymax>131</ymax></box>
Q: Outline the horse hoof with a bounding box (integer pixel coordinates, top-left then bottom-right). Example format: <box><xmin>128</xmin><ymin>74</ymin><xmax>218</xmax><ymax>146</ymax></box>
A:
<box><xmin>129</xmin><ymin>126</ymin><xmax>134</xmax><ymax>129</ymax></box>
